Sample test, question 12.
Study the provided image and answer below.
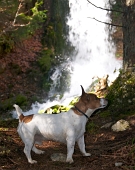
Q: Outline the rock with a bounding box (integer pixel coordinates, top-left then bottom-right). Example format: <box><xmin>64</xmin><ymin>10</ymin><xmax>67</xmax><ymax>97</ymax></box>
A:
<box><xmin>50</xmin><ymin>153</ymin><xmax>66</xmax><ymax>162</ymax></box>
<box><xmin>101</xmin><ymin>122</ymin><xmax>114</xmax><ymax>129</ymax></box>
<box><xmin>111</xmin><ymin>119</ymin><xmax>130</xmax><ymax>132</ymax></box>
<box><xmin>115</xmin><ymin>162</ymin><xmax>123</xmax><ymax>167</ymax></box>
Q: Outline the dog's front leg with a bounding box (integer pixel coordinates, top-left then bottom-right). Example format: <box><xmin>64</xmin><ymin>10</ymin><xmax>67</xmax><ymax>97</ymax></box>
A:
<box><xmin>77</xmin><ymin>135</ymin><xmax>91</xmax><ymax>157</ymax></box>
<box><xmin>66</xmin><ymin>137</ymin><xmax>75</xmax><ymax>164</ymax></box>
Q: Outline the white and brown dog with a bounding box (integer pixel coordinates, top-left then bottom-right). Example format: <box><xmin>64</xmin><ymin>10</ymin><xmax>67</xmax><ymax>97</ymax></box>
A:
<box><xmin>13</xmin><ymin>86</ymin><xmax>108</xmax><ymax>164</ymax></box>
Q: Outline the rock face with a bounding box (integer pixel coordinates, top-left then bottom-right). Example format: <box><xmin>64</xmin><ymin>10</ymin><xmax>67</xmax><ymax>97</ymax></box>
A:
<box><xmin>111</xmin><ymin>119</ymin><xmax>130</xmax><ymax>132</ymax></box>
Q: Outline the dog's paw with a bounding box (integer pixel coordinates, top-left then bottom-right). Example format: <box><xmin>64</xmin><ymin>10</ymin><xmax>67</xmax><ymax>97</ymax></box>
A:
<box><xmin>83</xmin><ymin>153</ymin><xmax>91</xmax><ymax>157</ymax></box>
<box><xmin>66</xmin><ymin>158</ymin><xmax>74</xmax><ymax>164</ymax></box>
<box><xmin>32</xmin><ymin>147</ymin><xmax>45</xmax><ymax>154</ymax></box>
<box><xmin>35</xmin><ymin>150</ymin><xmax>45</xmax><ymax>154</ymax></box>
<box><xmin>29</xmin><ymin>160</ymin><xmax>37</xmax><ymax>164</ymax></box>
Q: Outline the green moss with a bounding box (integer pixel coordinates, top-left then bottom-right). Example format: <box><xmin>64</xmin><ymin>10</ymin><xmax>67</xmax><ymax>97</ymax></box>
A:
<box><xmin>0</xmin><ymin>34</ymin><xmax>14</xmax><ymax>54</ymax></box>
<box><xmin>86</xmin><ymin>121</ymin><xmax>99</xmax><ymax>134</ymax></box>
<box><xmin>106</xmin><ymin>70</ymin><xmax>135</xmax><ymax>117</ymax></box>
<box><xmin>38</xmin><ymin>49</ymin><xmax>54</xmax><ymax>72</ymax></box>
<box><xmin>0</xmin><ymin>94</ymin><xmax>28</xmax><ymax>111</ymax></box>
<box><xmin>0</xmin><ymin>119</ymin><xmax>18</xmax><ymax>128</ymax></box>
<box><xmin>99</xmin><ymin>111</ymin><xmax>111</xmax><ymax>118</ymax></box>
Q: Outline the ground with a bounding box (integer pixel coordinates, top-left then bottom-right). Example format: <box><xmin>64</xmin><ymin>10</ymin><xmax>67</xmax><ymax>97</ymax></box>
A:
<box><xmin>0</xmin><ymin>114</ymin><xmax>135</xmax><ymax>170</ymax></box>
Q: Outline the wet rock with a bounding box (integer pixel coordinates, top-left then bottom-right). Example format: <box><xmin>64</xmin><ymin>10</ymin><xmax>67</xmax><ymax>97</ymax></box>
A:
<box><xmin>101</xmin><ymin>122</ymin><xmax>114</xmax><ymax>129</ymax></box>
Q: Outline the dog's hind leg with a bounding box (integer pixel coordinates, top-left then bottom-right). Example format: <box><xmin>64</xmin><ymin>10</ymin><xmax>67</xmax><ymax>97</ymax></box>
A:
<box><xmin>24</xmin><ymin>139</ymin><xmax>37</xmax><ymax>164</ymax></box>
<box><xmin>77</xmin><ymin>135</ymin><xmax>91</xmax><ymax>157</ymax></box>
<box><xmin>32</xmin><ymin>134</ymin><xmax>45</xmax><ymax>154</ymax></box>
<box><xmin>32</xmin><ymin>146</ymin><xmax>45</xmax><ymax>154</ymax></box>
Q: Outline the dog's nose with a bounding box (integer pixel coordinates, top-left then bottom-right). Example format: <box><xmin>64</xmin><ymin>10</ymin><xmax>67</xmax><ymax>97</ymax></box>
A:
<box><xmin>100</xmin><ymin>98</ymin><xmax>108</xmax><ymax>107</ymax></box>
<box><xmin>104</xmin><ymin>99</ymin><xmax>108</xmax><ymax>106</ymax></box>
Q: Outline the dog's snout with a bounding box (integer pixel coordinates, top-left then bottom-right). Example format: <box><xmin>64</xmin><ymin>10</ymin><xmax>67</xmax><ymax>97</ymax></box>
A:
<box><xmin>100</xmin><ymin>98</ymin><xmax>108</xmax><ymax>107</ymax></box>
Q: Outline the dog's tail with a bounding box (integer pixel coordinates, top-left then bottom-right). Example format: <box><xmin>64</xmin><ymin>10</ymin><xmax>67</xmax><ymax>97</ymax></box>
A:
<box><xmin>13</xmin><ymin>104</ymin><xmax>23</xmax><ymax>121</ymax></box>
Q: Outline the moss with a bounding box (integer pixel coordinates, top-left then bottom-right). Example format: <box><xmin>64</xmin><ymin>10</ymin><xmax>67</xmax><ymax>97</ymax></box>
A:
<box><xmin>106</xmin><ymin>70</ymin><xmax>135</xmax><ymax>117</ymax></box>
<box><xmin>86</xmin><ymin>121</ymin><xmax>99</xmax><ymax>134</ymax></box>
<box><xmin>99</xmin><ymin>110</ymin><xmax>111</xmax><ymax>118</ymax></box>
<box><xmin>0</xmin><ymin>34</ymin><xmax>14</xmax><ymax>55</ymax></box>
<box><xmin>0</xmin><ymin>94</ymin><xmax>28</xmax><ymax>111</ymax></box>
<box><xmin>38</xmin><ymin>49</ymin><xmax>54</xmax><ymax>72</ymax></box>
<box><xmin>0</xmin><ymin>119</ymin><xmax>18</xmax><ymax>128</ymax></box>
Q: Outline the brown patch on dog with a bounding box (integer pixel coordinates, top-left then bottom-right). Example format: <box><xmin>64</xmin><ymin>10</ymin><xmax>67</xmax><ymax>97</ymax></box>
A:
<box><xmin>73</xmin><ymin>86</ymin><xmax>101</xmax><ymax>114</ymax></box>
<box><xmin>19</xmin><ymin>114</ymin><xmax>34</xmax><ymax>123</ymax></box>
<box><xmin>75</xmin><ymin>94</ymin><xmax>100</xmax><ymax>112</ymax></box>
<box><xmin>19</xmin><ymin>114</ymin><xmax>25</xmax><ymax>122</ymax></box>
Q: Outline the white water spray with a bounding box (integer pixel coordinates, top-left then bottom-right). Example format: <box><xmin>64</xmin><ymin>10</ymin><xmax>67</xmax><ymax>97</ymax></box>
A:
<box><xmin>12</xmin><ymin>0</ymin><xmax>122</xmax><ymax>117</ymax></box>
<box><xmin>65</xmin><ymin>0</ymin><xmax>122</xmax><ymax>97</ymax></box>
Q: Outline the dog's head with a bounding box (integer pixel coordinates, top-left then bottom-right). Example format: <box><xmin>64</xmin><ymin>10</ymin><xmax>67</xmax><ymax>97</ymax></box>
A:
<box><xmin>75</xmin><ymin>85</ymin><xmax>108</xmax><ymax>112</ymax></box>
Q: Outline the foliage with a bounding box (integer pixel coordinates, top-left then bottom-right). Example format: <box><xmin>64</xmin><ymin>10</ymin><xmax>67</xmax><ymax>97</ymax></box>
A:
<box><xmin>38</xmin><ymin>49</ymin><xmax>54</xmax><ymax>72</ymax></box>
<box><xmin>38</xmin><ymin>97</ymin><xmax>79</xmax><ymax>114</ymax></box>
<box><xmin>111</xmin><ymin>0</ymin><xmax>122</xmax><ymax>11</ymax></box>
<box><xmin>0</xmin><ymin>34</ymin><xmax>14</xmax><ymax>55</ymax></box>
<box><xmin>0</xmin><ymin>119</ymin><xmax>18</xmax><ymax>128</ymax></box>
<box><xmin>106</xmin><ymin>70</ymin><xmax>135</xmax><ymax>117</ymax></box>
<box><xmin>0</xmin><ymin>0</ymin><xmax>47</xmax><ymax>54</ymax></box>
<box><xmin>110</xmin><ymin>0</ymin><xmax>123</xmax><ymax>27</ymax></box>
<box><xmin>86</xmin><ymin>121</ymin><xmax>99</xmax><ymax>134</ymax></box>
<box><xmin>0</xmin><ymin>94</ymin><xmax>28</xmax><ymax>111</ymax></box>
<box><xmin>12</xmin><ymin>0</ymin><xmax>47</xmax><ymax>39</ymax></box>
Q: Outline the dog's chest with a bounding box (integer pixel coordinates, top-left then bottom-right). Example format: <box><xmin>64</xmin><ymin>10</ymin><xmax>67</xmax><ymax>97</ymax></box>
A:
<box><xmin>73</xmin><ymin>119</ymin><xmax>86</xmax><ymax>138</ymax></box>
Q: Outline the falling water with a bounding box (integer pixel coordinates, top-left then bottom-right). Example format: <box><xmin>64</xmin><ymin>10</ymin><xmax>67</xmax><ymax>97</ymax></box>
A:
<box><xmin>12</xmin><ymin>0</ymin><xmax>122</xmax><ymax>117</ymax></box>
<box><xmin>64</xmin><ymin>0</ymin><xmax>122</xmax><ymax>97</ymax></box>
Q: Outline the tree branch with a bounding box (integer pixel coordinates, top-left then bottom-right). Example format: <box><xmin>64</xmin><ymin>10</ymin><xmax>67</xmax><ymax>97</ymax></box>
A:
<box><xmin>13</xmin><ymin>1</ymin><xmax>23</xmax><ymax>26</ymax></box>
<box><xmin>87</xmin><ymin>0</ymin><xmax>124</xmax><ymax>13</ymax></box>
<box><xmin>87</xmin><ymin>17</ymin><xmax>124</xmax><ymax>28</ymax></box>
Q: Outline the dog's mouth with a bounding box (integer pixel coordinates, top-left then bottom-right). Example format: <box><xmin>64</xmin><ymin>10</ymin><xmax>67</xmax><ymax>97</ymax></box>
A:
<box><xmin>100</xmin><ymin>99</ymin><xmax>108</xmax><ymax>108</ymax></box>
<box><xmin>100</xmin><ymin>104</ymin><xmax>107</xmax><ymax>108</ymax></box>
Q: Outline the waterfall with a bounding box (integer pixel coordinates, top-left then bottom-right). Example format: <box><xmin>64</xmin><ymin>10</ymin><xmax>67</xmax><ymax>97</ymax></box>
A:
<box><xmin>12</xmin><ymin>0</ymin><xmax>122</xmax><ymax>117</ymax></box>
<box><xmin>64</xmin><ymin>0</ymin><xmax>122</xmax><ymax>97</ymax></box>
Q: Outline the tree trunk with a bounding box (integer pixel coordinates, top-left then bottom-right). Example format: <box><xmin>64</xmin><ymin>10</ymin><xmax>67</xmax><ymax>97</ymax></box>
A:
<box><xmin>122</xmin><ymin>0</ymin><xmax>135</xmax><ymax>71</ymax></box>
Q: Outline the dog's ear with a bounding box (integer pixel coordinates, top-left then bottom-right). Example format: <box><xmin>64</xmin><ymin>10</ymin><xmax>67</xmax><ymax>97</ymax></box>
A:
<box><xmin>80</xmin><ymin>85</ymin><xmax>86</xmax><ymax>96</ymax></box>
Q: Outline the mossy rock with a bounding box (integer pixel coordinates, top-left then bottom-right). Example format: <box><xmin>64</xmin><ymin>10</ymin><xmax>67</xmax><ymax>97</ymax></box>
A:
<box><xmin>106</xmin><ymin>70</ymin><xmax>135</xmax><ymax>117</ymax></box>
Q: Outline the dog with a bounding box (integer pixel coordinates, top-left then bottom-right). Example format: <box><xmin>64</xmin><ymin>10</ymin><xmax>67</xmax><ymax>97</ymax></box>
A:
<box><xmin>13</xmin><ymin>86</ymin><xmax>108</xmax><ymax>164</ymax></box>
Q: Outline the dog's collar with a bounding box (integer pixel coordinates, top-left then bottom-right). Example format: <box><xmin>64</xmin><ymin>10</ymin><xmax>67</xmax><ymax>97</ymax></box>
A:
<box><xmin>74</xmin><ymin>106</ymin><xmax>89</xmax><ymax>120</ymax></box>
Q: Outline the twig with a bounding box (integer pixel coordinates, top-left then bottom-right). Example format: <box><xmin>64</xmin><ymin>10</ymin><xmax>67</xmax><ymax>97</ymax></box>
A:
<box><xmin>87</xmin><ymin>17</ymin><xmax>124</xmax><ymax>28</ymax></box>
<box><xmin>87</xmin><ymin>0</ymin><xmax>124</xmax><ymax>13</ymax></box>
<box><xmin>12</xmin><ymin>1</ymin><xmax>30</xmax><ymax>27</ymax></box>
<box><xmin>13</xmin><ymin>1</ymin><xmax>23</xmax><ymax>26</ymax></box>
<box><xmin>8</xmin><ymin>157</ymin><xmax>19</xmax><ymax>165</ymax></box>
<box><xmin>101</xmin><ymin>154</ymin><xmax>128</xmax><ymax>157</ymax></box>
